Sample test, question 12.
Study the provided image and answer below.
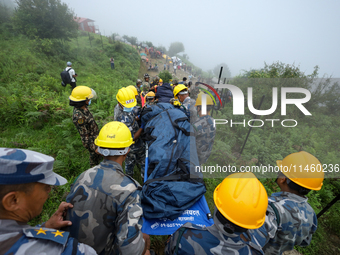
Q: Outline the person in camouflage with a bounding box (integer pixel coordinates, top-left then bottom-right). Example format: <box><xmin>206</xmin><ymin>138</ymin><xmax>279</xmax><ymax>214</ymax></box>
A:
<box><xmin>135</xmin><ymin>79</ymin><xmax>143</xmax><ymax>105</ymax></box>
<box><xmin>189</xmin><ymin>82</ymin><xmax>201</xmax><ymax>100</ymax></box>
<box><xmin>165</xmin><ymin>172</ymin><xmax>268</xmax><ymax>255</ymax></box>
<box><xmin>114</xmin><ymin>87</ymin><xmax>145</xmax><ymax>177</ymax></box>
<box><xmin>149</xmin><ymin>76</ymin><xmax>159</xmax><ymax>93</ymax></box>
<box><xmin>248</xmin><ymin>151</ymin><xmax>325</xmax><ymax>255</ymax></box>
<box><xmin>66</xmin><ymin>122</ymin><xmax>150</xmax><ymax>255</ymax></box>
<box><xmin>145</xmin><ymin>91</ymin><xmax>157</xmax><ymax>106</ymax></box>
<box><xmin>192</xmin><ymin>92</ymin><xmax>216</xmax><ymax>165</ymax></box>
<box><xmin>69</xmin><ymin>86</ymin><xmax>102</xmax><ymax>167</ymax></box>
<box><xmin>0</xmin><ymin>148</ymin><xmax>97</xmax><ymax>255</ymax></box>
<box><xmin>142</xmin><ymin>73</ymin><xmax>151</xmax><ymax>95</ymax></box>
<box><xmin>173</xmin><ymin>84</ymin><xmax>198</xmax><ymax>122</ymax></box>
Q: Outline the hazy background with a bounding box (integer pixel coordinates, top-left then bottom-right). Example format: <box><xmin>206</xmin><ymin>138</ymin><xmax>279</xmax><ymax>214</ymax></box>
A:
<box><xmin>40</xmin><ymin>0</ymin><xmax>340</xmax><ymax>77</ymax></box>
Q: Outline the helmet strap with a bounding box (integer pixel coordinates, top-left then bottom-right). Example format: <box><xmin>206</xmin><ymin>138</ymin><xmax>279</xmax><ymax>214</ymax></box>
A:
<box><xmin>98</xmin><ymin>147</ymin><xmax>129</xmax><ymax>157</ymax></box>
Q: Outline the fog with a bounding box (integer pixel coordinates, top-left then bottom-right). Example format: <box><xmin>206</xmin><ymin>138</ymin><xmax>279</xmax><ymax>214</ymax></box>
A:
<box><xmin>51</xmin><ymin>1</ymin><xmax>340</xmax><ymax>77</ymax></box>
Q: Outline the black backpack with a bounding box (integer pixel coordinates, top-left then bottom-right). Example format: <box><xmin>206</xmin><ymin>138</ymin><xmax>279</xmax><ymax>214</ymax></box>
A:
<box><xmin>60</xmin><ymin>68</ymin><xmax>73</xmax><ymax>86</ymax></box>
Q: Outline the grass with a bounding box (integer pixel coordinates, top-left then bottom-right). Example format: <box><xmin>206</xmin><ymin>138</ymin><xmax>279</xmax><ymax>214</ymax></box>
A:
<box><xmin>1</xmin><ymin>28</ymin><xmax>340</xmax><ymax>255</ymax></box>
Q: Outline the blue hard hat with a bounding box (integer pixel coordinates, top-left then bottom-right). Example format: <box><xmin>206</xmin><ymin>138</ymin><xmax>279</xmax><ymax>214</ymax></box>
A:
<box><xmin>67</xmin><ymin>61</ymin><xmax>72</xmax><ymax>66</ymax></box>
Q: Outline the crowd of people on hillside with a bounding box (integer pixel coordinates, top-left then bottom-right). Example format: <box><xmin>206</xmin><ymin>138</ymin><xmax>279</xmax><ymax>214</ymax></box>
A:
<box><xmin>0</xmin><ymin>63</ymin><xmax>325</xmax><ymax>255</ymax></box>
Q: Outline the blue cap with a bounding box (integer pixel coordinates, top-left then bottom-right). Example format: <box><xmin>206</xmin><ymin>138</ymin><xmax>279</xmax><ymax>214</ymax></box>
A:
<box><xmin>67</xmin><ymin>62</ymin><xmax>72</xmax><ymax>66</ymax></box>
<box><xmin>0</xmin><ymin>148</ymin><xmax>67</xmax><ymax>186</ymax></box>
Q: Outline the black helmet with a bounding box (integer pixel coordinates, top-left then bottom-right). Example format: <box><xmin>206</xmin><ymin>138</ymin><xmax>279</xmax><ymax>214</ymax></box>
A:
<box><xmin>173</xmin><ymin>79</ymin><xmax>178</xmax><ymax>85</ymax></box>
<box><xmin>144</xmin><ymin>73</ymin><xmax>150</xmax><ymax>78</ymax></box>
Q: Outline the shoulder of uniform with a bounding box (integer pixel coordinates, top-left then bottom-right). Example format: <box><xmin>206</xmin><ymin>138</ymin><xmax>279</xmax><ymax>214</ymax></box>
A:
<box><xmin>23</xmin><ymin>227</ymin><xmax>69</xmax><ymax>246</ymax></box>
<box><xmin>181</xmin><ymin>222</ymin><xmax>206</xmax><ymax>231</ymax></box>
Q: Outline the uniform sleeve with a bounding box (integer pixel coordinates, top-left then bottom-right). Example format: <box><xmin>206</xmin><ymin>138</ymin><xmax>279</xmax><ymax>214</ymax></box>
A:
<box><xmin>62</xmin><ymin>237</ymin><xmax>98</xmax><ymax>255</ymax></box>
<box><xmin>248</xmin><ymin>204</ymin><xmax>278</xmax><ymax>248</ymax></box>
<box><xmin>116</xmin><ymin>189</ymin><xmax>145</xmax><ymax>255</ymax></box>
<box><xmin>299</xmin><ymin>212</ymin><xmax>317</xmax><ymax>247</ymax></box>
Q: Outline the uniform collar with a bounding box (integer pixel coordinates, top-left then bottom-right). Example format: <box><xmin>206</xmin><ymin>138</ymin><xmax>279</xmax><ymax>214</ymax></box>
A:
<box><xmin>0</xmin><ymin>220</ymin><xmax>28</xmax><ymax>240</ymax></box>
<box><xmin>270</xmin><ymin>191</ymin><xmax>308</xmax><ymax>203</ymax></box>
<box><xmin>100</xmin><ymin>159</ymin><xmax>124</xmax><ymax>173</ymax></box>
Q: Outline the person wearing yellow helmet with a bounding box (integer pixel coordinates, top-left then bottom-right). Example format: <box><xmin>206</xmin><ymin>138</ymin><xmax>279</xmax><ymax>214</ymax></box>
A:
<box><xmin>145</xmin><ymin>91</ymin><xmax>157</xmax><ymax>106</ymax></box>
<box><xmin>192</xmin><ymin>92</ymin><xmax>216</xmax><ymax>165</ymax></box>
<box><xmin>66</xmin><ymin>122</ymin><xmax>151</xmax><ymax>255</ymax></box>
<box><xmin>114</xmin><ymin>87</ymin><xmax>146</xmax><ymax>177</ymax></box>
<box><xmin>127</xmin><ymin>85</ymin><xmax>141</xmax><ymax>106</ymax></box>
<box><xmin>165</xmin><ymin>172</ymin><xmax>267</xmax><ymax>254</ymax></box>
<box><xmin>250</xmin><ymin>151</ymin><xmax>325</xmax><ymax>255</ymax></box>
<box><xmin>173</xmin><ymin>84</ymin><xmax>198</xmax><ymax>122</ymax></box>
<box><xmin>69</xmin><ymin>86</ymin><xmax>102</xmax><ymax>167</ymax></box>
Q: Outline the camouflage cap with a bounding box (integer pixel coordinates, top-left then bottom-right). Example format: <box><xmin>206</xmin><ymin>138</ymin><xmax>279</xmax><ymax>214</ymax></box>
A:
<box><xmin>0</xmin><ymin>148</ymin><xmax>67</xmax><ymax>186</ymax></box>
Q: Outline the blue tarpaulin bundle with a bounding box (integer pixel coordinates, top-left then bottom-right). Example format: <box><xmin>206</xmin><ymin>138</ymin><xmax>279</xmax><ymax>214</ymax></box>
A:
<box><xmin>141</xmin><ymin>103</ymin><xmax>206</xmax><ymax>220</ymax></box>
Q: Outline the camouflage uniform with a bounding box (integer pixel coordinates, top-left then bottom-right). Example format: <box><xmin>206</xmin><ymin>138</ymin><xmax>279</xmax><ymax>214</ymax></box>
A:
<box><xmin>145</xmin><ymin>100</ymin><xmax>157</xmax><ymax>106</ymax></box>
<box><xmin>190</xmin><ymin>85</ymin><xmax>200</xmax><ymax>100</ymax></box>
<box><xmin>0</xmin><ymin>148</ymin><xmax>97</xmax><ymax>255</ymax></box>
<box><xmin>142</xmin><ymin>81</ymin><xmax>150</xmax><ymax>93</ymax></box>
<box><xmin>113</xmin><ymin>104</ymin><xmax>123</xmax><ymax>121</ymax></box>
<box><xmin>165</xmin><ymin>209</ymin><xmax>263</xmax><ymax>255</ymax></box>
<box><xmin>114</xmin><ymin>106</ymin><xmax>146</xmax><ymax>177</ymax></box>
<box><xmin>181</xmin><ymin>96</ymin><xmax>198</xmax><ymax>123</ymax></box>
<box><xmin>72</xmin><ymin>107</ymin><xmax>102</xmax><ymax>167</ymax></box>
<box><xmin>66</xmin><ymin>160</ymin><xmax>145</xmax><ymax>255</ymax></box>
<box><xmin>192</xmin><ymin>115</ymin><xmax>216</xmax><ymax>165</ymax></box>
<box><xmin>0</xmin><ymin>220</ymin><xmax>97</xmax><ymax>255</ymax></box>
<box><xmin>249</xmin><ymin>191</ymin><xmax>317</xmax><ymax>255</ymax></box>
<box><xmin>135</xmin><ymin>85</ymin><xmax>142</xmax><ymax>105</ymax></box>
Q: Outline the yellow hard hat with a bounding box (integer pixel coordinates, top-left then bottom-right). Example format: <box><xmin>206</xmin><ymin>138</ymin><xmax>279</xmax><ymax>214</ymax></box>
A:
<box><xmin>159</xmin><ymin>79</ymin><xmax>163</xmax><ymax>83</ymax></box>
<box><xmin>195</xmin><ymin>92</ymin><xmax>214</xmax><ymax>106</ymax></box>
<box><xmin>95</xmin><ymin>121</ymin><xmax>134</xmax><ymax>149</ymax></box>
<box><xmin>213</xmin><ymin>172</ymin><xmax>268</xmax><ymax>229</ymax></box>
<box><xmin>277</xmin><ymin>151</ymin><xmax>324</xmax><ymax>190</ymax></box>
<box><xmin>116</xmin><ymin>87</ymin><xmax>137</xmax><ymax>108</ymax></box>
<box><xmin>173</xmin><ymin>84</ymin><xmax>188</xmax><ymax>98</ymax></box>
<box><xmin>146</xmin><ymin>91</ymin><xmax>155</xmax><ymax>97</ymax></box>
<box><xmin>69</xmin><ymin>86</ymin><xmax>95</xmax><ymax>102</ymax></box>
<box><xmin>127</xmin><ymin>85</ymin><xmax>138</xmax><ymax>96</ymax></box>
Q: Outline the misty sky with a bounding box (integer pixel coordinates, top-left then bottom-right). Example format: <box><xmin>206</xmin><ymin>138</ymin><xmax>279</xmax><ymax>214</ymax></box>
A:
<box><xmin>63</xmin><ymin>0</ymin><xmax>340</xmax><ymax>77</ymax></box>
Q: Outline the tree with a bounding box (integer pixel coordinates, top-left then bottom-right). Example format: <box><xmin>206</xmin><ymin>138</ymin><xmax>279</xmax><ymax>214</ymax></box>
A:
<box><xmin>13</xmin><ymin>0</ymin><xmax>78</xmax><ymax>40</ymax></box>
<box><xmin>0</xmin><ymin>3</ymin><xmax>12</xmax><ymax>24</ymax></box>
<box><xmin>213</xmin><ymin>63</ymin><xmax>231</xmax><ymax>79</ymax></box>
<box><xmin>168</xmin><ymin>42</ymin><xmax>185</xmax><ymax>57</ymax></box>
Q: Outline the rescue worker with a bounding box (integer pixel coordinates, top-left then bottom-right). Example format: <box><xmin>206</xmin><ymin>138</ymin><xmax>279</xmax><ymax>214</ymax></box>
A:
<box><xmin>249</xmin><ymin>151</ymin><xmax>325</xmax><ymax>255</ymax></box>
<box><xmin>135</xmin><ymin>79</ymin><xmax>143</xmax><ymax>105</ymax></box>
<box><xmin>150</xmin><ymin>76</ymin><xmax>159</xmax><ymax>93</ymax></box>
<box><xmin>178</xmin><ymin>77</ymin><xmax>187</xmax><ymax>86</ymax></box>
<box><xmin>173</xmin><ymin>84</ymin><xmax>198</xmax><ymax>122</ymax></box>
<box><xmin>127</xmin><ymin>85</ymin><xmax>140</xmax><ymax>105</ymax></box>
<box><xmin>193</xmin><ymin>92</ymin><xmax>216</xmax><ymax>165</ymax></box>
<box><xmin>190</xmin><ymin>82</ymin><xmax>201</xmax><ymax>100</ymax></box>
<box><xmin>142</xmin><ymin>73</ymin><xmax>151</xmax><ymax>93</ymax></box>
<box><xmin>66</xmin><ymin>122</ymin><xmax>150</xmax><ymax>255</ymax></box>
<box><xmin>145</xmin><ymin>91</ymin><xmax>157</xmax><ymax>106</ymax></box>
<box><xmin>156</xmin><ymin>80</ymin><xmax>174</xmax><ymax>103</ymax></box>
<box><xmin>114</xmin><ymin>87</ymin><xmax>146</xmax><ymax>177</ymax></box>
<box><xmin>0</xmin><ymin>148</ymin><xmax>97</xmax><ymax>255</ymax></box>
<box><xmin>172</xmin><ymin>79</ymin><xmax>179</xmax><ymax>88</ymax></box>
<box><xmin>165</xmin><ymin>172</ymin><xmax>267</xmax><ymax>255</ymax></box>
<box><xmin>69</xmin><ymin>86</ymin><xmax>102</xmax><ymax>167</ymax></box>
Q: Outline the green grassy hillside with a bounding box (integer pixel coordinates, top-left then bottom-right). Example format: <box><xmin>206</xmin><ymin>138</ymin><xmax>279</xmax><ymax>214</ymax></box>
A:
<box><xmin>1</xmin><ymin>30</ymin><xmax>340</xmax><ymax>254</ymax></box>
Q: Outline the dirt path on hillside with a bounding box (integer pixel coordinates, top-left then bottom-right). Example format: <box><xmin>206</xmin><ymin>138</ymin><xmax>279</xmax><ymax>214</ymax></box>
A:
<box><xmin>138</xmin><ymin>50</ymin><xmax>197</xmax><ymax>83</ymax></box>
